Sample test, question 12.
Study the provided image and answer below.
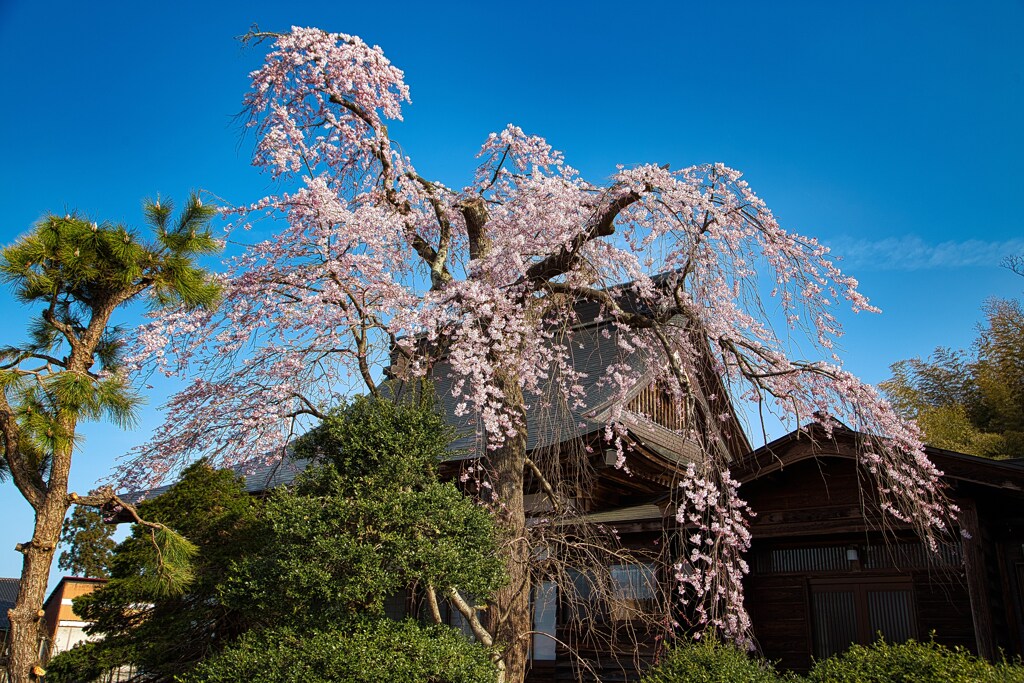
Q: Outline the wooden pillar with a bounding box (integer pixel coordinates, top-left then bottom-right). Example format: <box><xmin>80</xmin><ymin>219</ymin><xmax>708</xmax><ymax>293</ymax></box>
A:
<box><xmin>960</xmin><ymin>499</ymin><xmax>996</xmax><ymax>660</ymax></box>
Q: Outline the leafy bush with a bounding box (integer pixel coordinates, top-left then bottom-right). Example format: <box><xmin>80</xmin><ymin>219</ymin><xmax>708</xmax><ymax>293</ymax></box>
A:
<box><xmin>806</xmin><ymin>638</ymin><xmax>1024</xmax><ymax>683</ymax></box>
<box><xmin>292</xmin><ymin>392</ymin><xmax>454</xmax><ymax>490</ymax></box>
<box><xmin>180</xmin><ymin>619</ymin><xmax>498</xmax><ymax>683</ymax></box>
<box><xmin>45</xmin><ymin>640</ymin><xmax>133</xmax><ymax>683</ymax></box>
<box><xmin>641</xmin><ymin>637</ymin><xmax>1024</xmax><ymax>683</ymax></box>
<box><xmin>223</xmin><ymin>395</ymin><xmax>504</xmax><ymax>631</ymax></box>
<box><xmin>641</xmin><ymin>637</ymin><xmax>790</xmax><ymax>683</ymax></box>
<box><xmin>226</xmin><ymin>465</ymin><xmax>503</xmax><ymax>625</ymax></box>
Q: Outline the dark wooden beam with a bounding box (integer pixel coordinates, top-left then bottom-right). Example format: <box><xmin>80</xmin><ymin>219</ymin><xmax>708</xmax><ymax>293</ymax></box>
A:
<box><xmin>960</xmin><ymin>498</ymin><xmax>996</xmax><ymax>660</ymax></box>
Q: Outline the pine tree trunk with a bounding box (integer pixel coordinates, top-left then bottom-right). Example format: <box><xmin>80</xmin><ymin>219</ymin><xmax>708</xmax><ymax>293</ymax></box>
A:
<box><xmin>7</xmin><ymin>439</ymin><xmax>74</xmax><ymax>683</ymax></box>
<box><xmin>488</xmin><ymin>371</ymin><xmax>532</xmax><ymax>683</ymax></box>
<box><xmin>7</xmin><ymin>492</ymin><xmax>67</xmax><ymax>682</ymax></box>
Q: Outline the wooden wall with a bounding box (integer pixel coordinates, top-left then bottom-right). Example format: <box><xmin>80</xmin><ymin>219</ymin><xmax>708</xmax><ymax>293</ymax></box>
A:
<box><xmin>740</xmin><ymin>455</ymin><xmax>982</xmax><ymax>671</ymax></box>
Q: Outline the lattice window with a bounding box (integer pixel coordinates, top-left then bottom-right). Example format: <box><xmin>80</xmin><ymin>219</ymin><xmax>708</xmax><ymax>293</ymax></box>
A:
<box><xmin>810</xmin><ymin>579</ymin><xmax>916</xmax><ymax>658</ymax></box>
<box><xmin>627</xmin><ymin>382</ymin><xmax>686</xmax><ymax>431</ymax></box>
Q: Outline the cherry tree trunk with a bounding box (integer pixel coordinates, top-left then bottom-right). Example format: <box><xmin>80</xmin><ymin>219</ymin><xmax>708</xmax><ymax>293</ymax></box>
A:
<box><xmin>7</xmin><ymin>442</ymin><xmax>73</xmax><ymax>683</ymax></box>
<box><xmin>488</xmin><ymin>371</ymin><xmax>532</xmax><ymax>683</ymax></box>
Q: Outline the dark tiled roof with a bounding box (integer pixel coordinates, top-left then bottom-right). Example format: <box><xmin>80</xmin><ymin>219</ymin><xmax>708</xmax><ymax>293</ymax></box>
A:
<box><xmin>0</xmin><ymin>578</ymin><xmax>19</xmax><ymax>630</ymax></box>
<box><xmin>400</xmin><ymin>319</ymin><xmax>657</xmax><ymax>461</ymax></box>
<box><xmin>736</xmin><ymin>422</ymin><xmax>1024</xmax><ymax>491</ymax></box>
<box><xmin>126</xmin><ymin>456</ymin><xmax>312</xmax><ymax>503</ymax></box>
<box><xmin>128</xmin><ymin>318</ymin><xmax>661</xmax><ymax>500</ymax></box>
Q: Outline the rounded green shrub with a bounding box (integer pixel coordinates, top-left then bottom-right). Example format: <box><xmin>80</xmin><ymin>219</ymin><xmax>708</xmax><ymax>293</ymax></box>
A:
<box><xmin>641</xmin><ymin>637</ymin><xmax>789</xmax><ymax>683</ymax></box>
<box><xmin>806</xmin><ymin>638</ymin><xmax>1024</xmax><ymax>683</ymax></box>
<box><xmin>179</xmin><ymin>618</ymin><xmax>498</xmax><ymax>683</ymax></box>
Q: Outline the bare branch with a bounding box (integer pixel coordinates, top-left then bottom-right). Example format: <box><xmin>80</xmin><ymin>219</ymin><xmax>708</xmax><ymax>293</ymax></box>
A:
<box><xmin>70</xmin><ymin>487</ymin><xmax>163</xmax><ymax>532</ymax></box>
<box><xmin>287</xmin><ymin>392</ymin><xmax>327</xmax><ymax>420</ymax></box>
<box><xmin>1002</xmin><ymin>254</ymin><xmax>1024</xmax><ymax>278</ymax></box>
<box><xmin>446</xmin><ymin>587</ymin><xmax>495</xmax><ymax>648</ymax></box>
<box><xmin>524</xmin><ymin>457</ymin><xmax>560</xmax><ymax>514</ymax></box>
<box><xmin>425</xmin><ymin>584</ymin><xmax>443</xmax><ymax>625</ymax></box>
<box><xmin>523</xmin><ymin>189</ymin><xmax>642</xmax><ymax>283</ymax></box>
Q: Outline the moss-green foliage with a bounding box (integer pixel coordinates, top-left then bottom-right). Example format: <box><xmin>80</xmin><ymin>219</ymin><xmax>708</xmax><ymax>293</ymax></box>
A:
<box><xmin>225</xmin><ymin>466</ymin><xmax>503</xmax><ymax>628</ymax></box>
<box><xmin>641</xmin><ymin>638</ymin><xmax>791</xmax><ymax>683</ymax></box>
<box><xmin>225</xmin><ymin>395</ymin><xmax>504</xmax><ymax>630</ymax></box>
<box><xmin>180</xmin><ymin>619</ymin><xmax>498</xmax><ymax>683</ymax></box>
<box><xmin>48</xmin><ymin>462</ymin><xmax>260</xmax><ymax>682</ymax></box>
<box><xmin>292</xmin><ymin>390</ymin><xmax>453</xmax><ymax>490</ymax></box>
<box><xmin>806</xmin><ymin>639</ymin><xmax>1024</xmax><ymax>683</ymax></box>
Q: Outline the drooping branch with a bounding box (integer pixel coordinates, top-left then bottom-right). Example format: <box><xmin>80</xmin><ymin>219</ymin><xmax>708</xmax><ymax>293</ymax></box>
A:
<box><xmin>524</xmin><ymin>457</ymin><xmax>560</xmax><ymax>514</ymax></box>
<box><xmin>70</xmin><ymin>487</ymin><xmax>198</xmax><ymax>598</ymax></box>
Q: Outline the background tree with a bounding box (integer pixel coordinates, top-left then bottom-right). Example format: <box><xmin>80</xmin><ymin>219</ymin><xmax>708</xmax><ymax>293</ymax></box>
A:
<box><xmin>0</xmin><ymin>197</ymin><xmax>219</xmax><ymax>683</ymax></box>
<box><xmin>124</xmin><ymin>28</ymin><xmax>956</xmax><ymax>682</ymax></box>
<box><xmin>57</xmin><ymin>504</ymin><xmax>116</xmax><ymax>579</ymax></box>
<box><xmin>881</xmin><ymin>297</ymin><xmax>1024</xmax><ymax>458</ymax></box>
<box><xmin>47</xmin><ymin>462</ymin><xmax>261</xmax><ymax>682</ymax></box>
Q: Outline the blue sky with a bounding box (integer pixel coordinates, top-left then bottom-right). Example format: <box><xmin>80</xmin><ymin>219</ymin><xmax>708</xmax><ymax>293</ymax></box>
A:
<box><xmin>0</xmin><ymin>1</ymin><xmax>1021</xmax><ymax>586</ymax></box>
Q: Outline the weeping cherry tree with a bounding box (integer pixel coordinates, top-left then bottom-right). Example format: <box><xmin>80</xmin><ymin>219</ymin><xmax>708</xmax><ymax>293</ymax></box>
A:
<box><xmin>123</xmin><ymin>28</ymin><xmax>955</xmax><ymax>683</ymax></box>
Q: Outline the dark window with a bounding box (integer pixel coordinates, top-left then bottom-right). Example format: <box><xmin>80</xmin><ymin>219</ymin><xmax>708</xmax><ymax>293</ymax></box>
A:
<box><xmin>608</xmin><ymin>563</ymin><xmax>658</xmax><ymax>620</ymax></box>
<box><xmin>810</xmin><ymin>578</ymin><xmax>916</xmax><ymax>658</ymax></box>
<box><xmin>563</xmin><ymin>562</ymin><xmax>660</xmax><ymax>623</ymax></box>
<box><xmin>756</xmin><ymin>541</ymin><xmax>962</xmax><ymax>575</ymax></box>
<box><xmin>532</xmin><ymin>581</ymin><xmax>557</xmax><ymax>661</ymax></box>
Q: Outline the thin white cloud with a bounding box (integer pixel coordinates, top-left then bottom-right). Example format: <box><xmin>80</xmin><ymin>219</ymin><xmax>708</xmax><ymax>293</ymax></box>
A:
<box><xmin>825</xmin><ymin>235</ymin><xmax>1024</xmax><ymax>271</ymax></box>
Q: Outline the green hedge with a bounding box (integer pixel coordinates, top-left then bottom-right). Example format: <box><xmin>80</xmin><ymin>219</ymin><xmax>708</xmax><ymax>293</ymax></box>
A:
<box><xmin>642</xmin><ymin>637</ymin><xmax>1024</xmax><ymax>683</ymax></box>
<box><xmin>806</xmin><ymin>639</ymin><xmax>1024</xmax><ymax>683</ymax></box>
<box><xmin>641</xmin><ymin>638</ymin><xmax>792</xmax><ymax>683</ymax></box>
<box><xmin>178</xmin><ymin>619</ymin><xmax>498</xmax><ymax>683</ymax></box>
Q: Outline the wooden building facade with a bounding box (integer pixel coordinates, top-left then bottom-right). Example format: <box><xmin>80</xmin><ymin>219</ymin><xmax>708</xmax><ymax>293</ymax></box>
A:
<box><xmin>735</xmin><ymin>424</ymin><xmax>1024</xmax><ymax>672</ymax></box>
<box><xmin>125</xmin><ymin>295</ymin><xmax>1024</xmax><ymax>680</ymax></box>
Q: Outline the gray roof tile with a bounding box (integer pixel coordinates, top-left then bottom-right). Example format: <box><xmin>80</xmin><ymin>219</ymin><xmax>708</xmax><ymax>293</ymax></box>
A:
<box><xmin>0</xmin><ymin>578</ymin><xmax>19</xmax><ymax>630</ymax></box>
<box><xmin>418</xmin><ymin>320</ymin><xmax>655</xmax><ymax>459</ymax></box>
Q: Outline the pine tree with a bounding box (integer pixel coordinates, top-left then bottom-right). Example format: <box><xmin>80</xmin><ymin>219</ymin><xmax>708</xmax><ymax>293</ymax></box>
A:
<box><xmin>0</xmin><ymin>196</ymin><xmax>220</xmax><ymax>682</ymax></box>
